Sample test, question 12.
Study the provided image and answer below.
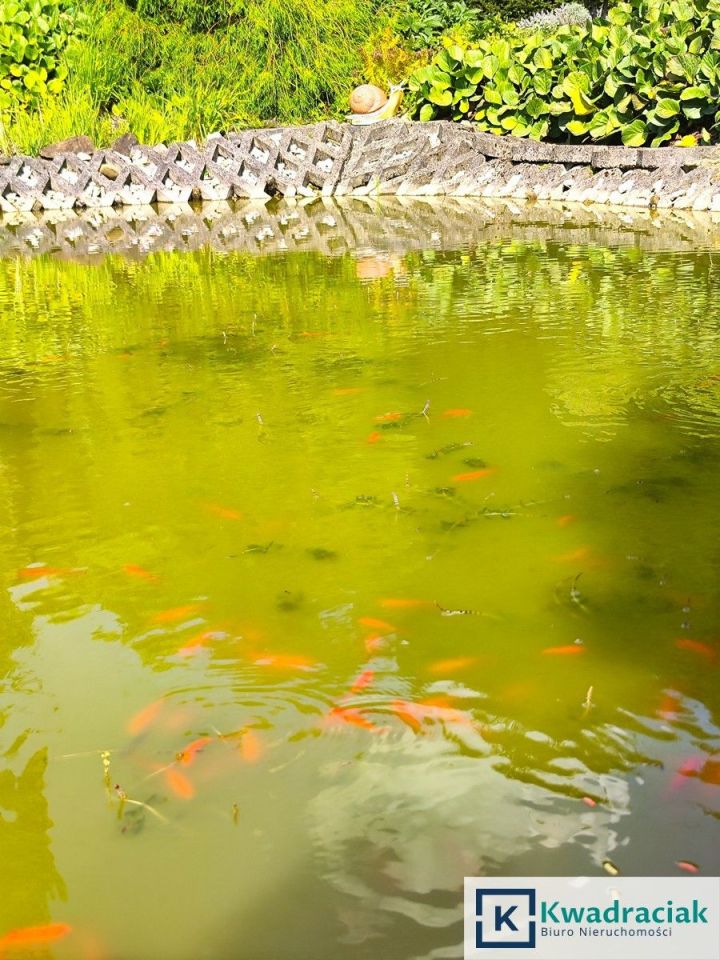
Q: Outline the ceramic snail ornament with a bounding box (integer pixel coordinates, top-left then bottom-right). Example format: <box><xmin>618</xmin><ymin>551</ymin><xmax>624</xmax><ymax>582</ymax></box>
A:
<box><xmin>349</xmin><ymin>84</ymin><xmax>387</xmax><ymax>114</ymax></box>
<box><xmin>347</xmin><ymin>85</ymin><xmax>404</xmax><ymax>125</ymax></box>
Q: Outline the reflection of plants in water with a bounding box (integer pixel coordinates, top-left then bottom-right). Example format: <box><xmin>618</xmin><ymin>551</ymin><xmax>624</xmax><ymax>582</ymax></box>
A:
<box><xmin>404</xmin><ymin>243</ymin><xmax>720</xmax><ymax>430</ymax></box>
<box><xmin>0</xmin><ymin>749</ymin><xmax>67</xmax><ymax>929</ymax></box>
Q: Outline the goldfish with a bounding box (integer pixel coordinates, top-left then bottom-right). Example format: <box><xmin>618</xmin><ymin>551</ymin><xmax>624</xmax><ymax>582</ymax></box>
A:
<box><xmin>364</xmin><ymin>635</ymin><xmax>390</xmax><ymax>655</ymax></box>
<box><xmin>298</xmin><ymin>331</ymin><xmax>326</xmax><ymax>338</ymax></box>
<box><xmin>554</xmin><ymin>546</ymin><xmax>591</xmax><ymax>563</ymax></box>
<box><xmin>676</xmin><ymin>860</ymin><xmax>700</xmax><ymax>873</ymax></box>
<box><xmin>239</xmin><ymin>729</ymin><xmax>263</xmax><ymax>763</ymax></box>
<box><xmin>379</xmin><ymin>598</ymin><xmax>433</xmax><ymax>609</ymax></box>
<box><xmin>556</xmin><ymin>514</ymin><xmax>576</xmax><ymax>528</ymax></box>
<box><xmin>582</xmin><ymin>796</ymin><xmax>597</xmax><ymax>807</ymax></box>
<box><xmin>151</xmin><ymin>603</ymin><xmax>203</xmax><ymax>624</ymax></box>
<box><xmin>127</xmin><ymin>698</ymin><xmax>164</xmax><ymax>736</ymax></box>
<box><xmin>675</xmin><ymin>638</ymin><xmax>717</xmax><ymax>660</ymax></box>
<box><xmin>425</xmin><ymin>694</ymin><xmax>461</xmax><ymax>709</ymax></box>
<box><xmin>177</xmin><ymin>736</ymin><xmax>213</xmax><ymax>766</ymax></box>
<box><xmin>451</xmin><ymin>468</ymin><xmax>495</xmax><ymax>483</ymax></box>
<box><xmin>391</xmin><ymin>700</ymin><xmax>423</xmax><ymax>733</ymax></box>
<box><xmin>669</xmin><ymin>756</ymin><xmax>704</xmax><ymax>790</ymax></box>
<box><xmin>164</xmin><ymin>767</ymin><xmax>195</xmax><ymax>799</ymax></box>
<box><xmin>324</xmin><ymin>706</ymin><xmax>385</xmax><ymax>732</ymax></box>
<box><xmin>333</xmin><ymin>387</ymin><xmax>364</xmax><ymax>396</ymax></box>
<box><xmin>391</xmin><ymin>698</ymin><xmax>471</xmax><ymax>731</ymax></box>
<box><xmin>657</xmin><ymin>691</ymin><xmax>682</xmax><ymax>719</ymax></box>
<box><xmin>0</xmin><ymin>923</ymin><xmax>72</xmax><ymax>949</ymax></box>
<box><xmin>366</xmin><ymin>432</ymin><xmax>382</xmax><ymax>445</ymax></box>
<box><xmin>699</xmin><ymin>757</ymin><xmax>720</xmax><ymax>786</ymax></box>
<box><xmin>357</xmin><ymin>617</ymin><xmax>397</xmax><ymax>633</ymax></box>
<box><xmin>350</xmin><ymin>669</ymin><xmax>375</xmax><ymax>694</ymax></box>
<box><xmin>205</xmin><ymin>503</ymin><xmax>243</xmax><ymax>521</ymax></box>
<box><xmin>442</xmin><ymin>408</ymin><xmax>472</xmax><ymax>418</ymax></box>
<box><xmin>428</xmin><ymin>656</ymin><xmax>479</xmax><ymax>675</ymax></box>
<box><xmin>542</xmin><ymin>644</ymin><xmax>585</xmax><ymax>656</ymax></box>
<box><xmin>16</xmin><ymin>565</ymin><xmax>82</xmax><ymax>581</ymax></box>
<box><xmin>374</xmin><ymin>412</ymin><xmax>403</xmax><ymax>423</ymax></box>
<box><xmin>176</xmin><ymin>629</ymin><xmax>225</xmax><ymax>657</ymax></box>
<box><xmin>123</xmin><ymin>564</ymin><xmax>159</xmax><ymax>582</ymax></box>
<box><xmin>253</xmin><ymin>654</ymin><xmax>317</xmax><ymax>672</ymax></box>
<box><xmin>176</xmin><ymin>642</ymin><xmax>207</xmax><ymax>658</ymax></box>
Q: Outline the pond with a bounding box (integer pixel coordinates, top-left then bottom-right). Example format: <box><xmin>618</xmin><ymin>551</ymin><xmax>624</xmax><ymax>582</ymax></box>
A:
<box><xmin>0</xmin><ymin>200</ymin><xmax>719</xmax><ymax>960</ymax></box>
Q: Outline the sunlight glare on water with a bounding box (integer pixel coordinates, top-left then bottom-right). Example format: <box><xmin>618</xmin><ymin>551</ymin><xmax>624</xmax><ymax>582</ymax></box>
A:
<box><xmin>0</xmin><ymin>204</ymin><xmax>719</xmax><ymax>960</ymax></box>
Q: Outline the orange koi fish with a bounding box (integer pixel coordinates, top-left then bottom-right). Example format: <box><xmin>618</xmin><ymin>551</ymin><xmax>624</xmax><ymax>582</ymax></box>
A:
<box><xmin>556</xmin><ymin>514</ymin><xmax>576</xmax><ymax>528</ymax></box>
<box><xmin>442</xmin><ymin>408</ymin><xmax>472</xmax><ymax>418</ymax></box>
<box><xmin>205</xmin><ymin>503</ymin><xmax>243</xmax><ymax>521</ymax></box>
<box><xmin>364</xmin><ymin>634</ymin><xmax>390</xmax><ymax>654</ymax></box>
<box><xmin>252</xmin><ymin>654</ymin><xmax>317</xmax><ymax>672</ymax></box>
<box><xmin>298</xmin><ymin>331</ymin><xmax>327</xmax><ymax>338</ymax></box>
<box><xmin>123</xmin><ymin>564</ymin><xmax>159</xmax><ymax>582</ymax></box>
<box><xmin>554</xmin><ymin>546</ymin><xmax>591</xmax><ymax>563</ymax></box>
<box><xmin>176</xmin><ymin>641</ymin><xmax>207</xmax><ymax>658</ymax></box>
<box><xmin>324</xmin><ymin>706</ymin><xmax>384</xmax><ymax>732</ymax></box>
<box><xmin>152</xmin><ymin>603</ymin><xmax>203</xmax><ymax>624</ymax></box>
<box><xmin>350</xmin><ymin>669</ymin><xmax>375</xmax><ymax>694</ymax></box>
<box><xmin>657</xmin><ymin>691</ymin><xmax>682</xmax><ymax>719</ymax></box>
<box><xmin>164</xmin><ymin>767</ymin><xmax>195</xmax><ymax>799</ymax></box>
<box><xmin>391</xmin><ymin>698</ymin><xmax>470</xmax><ymax>731</ymax></box>
<box><xmin>391</xmin><ymin>700</ymin><xmax>423</xmax><ymax>733</ymax></box>
<box><xmin>239</xmin><ymin>729</ymin><xmax>263</xmax><ymax>763</ymax></box>
<box><xmin>366</xmin><ymin>432</ymin><xmax>382</xmax><ymax>445</ymax></box>
<box><xmin>451</xmin><ymin>468</ymin><xmax>495</xmax><ymax>483</ymax></box>
<box><xmin>379</xmin><ymin>598</ymin><xmax>433</xmax><ymax>609</ymax></box>
<box><xmin>357</xmin><ymin>617</ymin><xmax>397</xmax><ymax>633</ymax></box>
<box><xmin>374</xmin><ymin>411</ymin><xmax>403</xmax><ymax>423</ymax></box>
<box><xmin>177</xmin><ymin>736</ymin><xmax>213</xmax><ymax>766</ymax></box>
<box><xmin>676</xmin><ymin>860</ymin><xmax>700</xmax><ymax>873</ymax></box>
<box><xmin>428</xmin><ymin>656</ymin><xmax>479</xmax><ymax>675</ymax></box>
<box><xmin>333</xmin><ymin>387</ymin><xmax>365</xmax><ymax>396</ymax></box>
<box><xmin>0</xmin><ymin>923</ymin><xmax>72</xmax><ymax>949</ymax></box>
<box><xmin>670</xmin><ymin>756</ymin><xmax>703</xmax><ymax>790</ymax></box>
<box><xmin>127</xmin><ymin>698</ymin><xmax>164</xmax><ymax>736</ymax></box>
<box><xmin>699</xmin><ymin>757</ymin><xmax>720</xmax><ymax>786</ymax></box>
<box><xmin>582</xmin><ymin>796</ymin><xmax>597</xmax><ymax>807</ymax></box>
<box><xmin>675</xmin><ymin>638</ymin><xmax>717</xmax><ymax>660</ymax></box>
<box><xmin>176</xmin><ymin>629</ymin><xmax>225</xmax><ymax>657</ymax></box>
<box><xmin>542</xmin><ymin>645</ymin><xmax>585</xmax><ymax>656</ymax></box>
<box><xmin>419</xmin><ymin>695</ymin><xmax>457</xmax><ymax>709</ymax></box>
<box><xmin>16</xmin><ymin>565</ymin><xmax>82</xmax><ymax>581</ymax></box>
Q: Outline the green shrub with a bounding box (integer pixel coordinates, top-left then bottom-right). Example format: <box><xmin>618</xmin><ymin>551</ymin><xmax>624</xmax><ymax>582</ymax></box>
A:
<box><xmin>0</xmin><ymin>0</ymin><xmax>84</xmax><ymax>111</ymax></box>
<box><xmin>409</xmin><ymin>0</ymin><xmax>720</xmax><ymax>145</ymax></box>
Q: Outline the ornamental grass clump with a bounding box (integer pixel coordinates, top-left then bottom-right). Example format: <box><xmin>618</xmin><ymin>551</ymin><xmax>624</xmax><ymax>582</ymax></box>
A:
<box><xmin>410</xmin><ymin>0</ymin><xmax>720</xmax><ymax>145</ymax></box>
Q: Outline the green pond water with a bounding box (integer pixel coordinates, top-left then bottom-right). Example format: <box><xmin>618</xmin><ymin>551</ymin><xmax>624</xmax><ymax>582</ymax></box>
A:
<box><xmin>0</xmin><ymin>204</ymin><xmax>719</xmax><ymax>960</ymax></box>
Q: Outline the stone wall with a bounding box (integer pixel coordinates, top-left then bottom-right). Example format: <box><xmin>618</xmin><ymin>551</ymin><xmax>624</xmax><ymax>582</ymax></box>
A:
<box><xmin>2</xmin><ymin>120</ymin><xmax>720</xmax><ymax>214</ymax></box>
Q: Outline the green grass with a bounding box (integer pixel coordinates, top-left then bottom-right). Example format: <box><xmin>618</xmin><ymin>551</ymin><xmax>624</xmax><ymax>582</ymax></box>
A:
<box><xmin>1</xmin><ymin>0</ymin><xmax>380</xmax><ymax>153</ymax></box>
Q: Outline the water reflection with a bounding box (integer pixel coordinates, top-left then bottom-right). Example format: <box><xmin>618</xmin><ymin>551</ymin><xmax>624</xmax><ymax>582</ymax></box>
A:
<box><xmin>0</xmin><ymin>205</ymin><xmax>718</xmax><ymax>958</ymax></box>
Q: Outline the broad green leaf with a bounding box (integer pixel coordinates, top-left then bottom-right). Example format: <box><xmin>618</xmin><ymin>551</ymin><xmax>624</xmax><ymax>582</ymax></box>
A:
<box><xmin>655</xmin><ymin>97</ymin><xmax>680</xmax><ymax>120</ymax></box>
<box><xmin>621</xmin><ymin>118</ymin><xmax>648</xmax><ymax>145</ymax></box>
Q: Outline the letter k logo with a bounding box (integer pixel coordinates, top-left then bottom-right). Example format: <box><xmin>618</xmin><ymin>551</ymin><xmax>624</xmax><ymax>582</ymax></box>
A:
<box><xmin>495</xmin><ymin>904</ymin><xmax>519</xmax><ymax>932</ymax></box>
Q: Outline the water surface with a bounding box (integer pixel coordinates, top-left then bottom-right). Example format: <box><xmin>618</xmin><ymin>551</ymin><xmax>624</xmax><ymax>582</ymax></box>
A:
<box><xmin>0</xmin><ymin>201</ymin><xmax>719</xmax><ymax>960</ymax></box>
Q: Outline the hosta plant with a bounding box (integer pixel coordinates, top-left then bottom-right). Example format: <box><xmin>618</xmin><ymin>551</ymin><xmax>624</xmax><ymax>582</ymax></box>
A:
<box><xmin>409</xmin><ymin>0</ymin><xmax>720</xmax><ymax>146</ymax></box>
